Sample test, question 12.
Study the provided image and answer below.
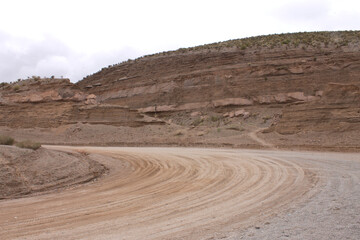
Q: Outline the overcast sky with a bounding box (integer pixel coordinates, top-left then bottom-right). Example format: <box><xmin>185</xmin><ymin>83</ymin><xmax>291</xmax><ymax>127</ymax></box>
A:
<box><xmin>1</xmin><ymin>0</ymin><xmax>359</xmax><ymax>83</ymax></box>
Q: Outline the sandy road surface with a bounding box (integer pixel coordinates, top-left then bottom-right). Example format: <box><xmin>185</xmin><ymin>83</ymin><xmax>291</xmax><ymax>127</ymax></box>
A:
<box><xmin>0</xmin><ymin>147</ymin><xmax>359</xmax><ymax>240</ymax></box>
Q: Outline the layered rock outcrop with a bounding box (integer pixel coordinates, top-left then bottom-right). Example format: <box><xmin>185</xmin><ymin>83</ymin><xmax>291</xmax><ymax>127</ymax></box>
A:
<box><xmin>0</xmin><ymin>78</ymin><xmax>150</xmax><ymax>128</ymax></box>
<box><xmin>270</xmin><ymin>83</ymin><xmax>360</xmax><ymax>134</ymax></box>
<box><xmin>77</xmin><ymin>37</ymin><xmax>360</xmax><ymax>116</ymax></box>
<box><xmin>0</xmin><ymin>31</ymin><xmax>359</xmax><ymax>150</ymax></box>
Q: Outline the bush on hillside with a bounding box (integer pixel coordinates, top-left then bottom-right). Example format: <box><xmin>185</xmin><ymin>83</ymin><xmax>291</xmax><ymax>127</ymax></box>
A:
<box><xmin>13</xmin><ymin>85</ymin><xmax>20</xmax><ymax>91</ymax></box>
<box><xmin>0</xmin><ymin>135</ymin><xmax>15</xmax><ymax>145</ymax></box>
<box><xmin>16</xmin><ymin>140</ymin><xmax>41</xmax><ymax>150</ymax></box>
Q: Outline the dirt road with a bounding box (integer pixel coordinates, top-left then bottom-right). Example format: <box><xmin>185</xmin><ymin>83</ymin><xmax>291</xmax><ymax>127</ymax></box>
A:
<box><xmin>0</xmin><ymin>147</ymin><xmax>359</xmax><ymax>239</ymax></box>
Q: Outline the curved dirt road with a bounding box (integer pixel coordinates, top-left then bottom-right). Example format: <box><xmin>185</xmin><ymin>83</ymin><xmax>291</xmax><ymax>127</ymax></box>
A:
<box><xmin>0</xmin><ymin>147</ymin><xmax>359</xmax><ymax>240</ymax></box>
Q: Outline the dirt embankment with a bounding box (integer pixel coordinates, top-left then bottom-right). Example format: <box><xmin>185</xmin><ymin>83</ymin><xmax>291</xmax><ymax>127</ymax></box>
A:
<box><xmin>0</xmin><ymin>145</ymin><xmax>107</xmax><ymax>199</ymax></box>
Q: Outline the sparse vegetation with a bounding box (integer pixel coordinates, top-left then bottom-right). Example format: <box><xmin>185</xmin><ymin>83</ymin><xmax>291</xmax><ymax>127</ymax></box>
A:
<box><xmin>262</xmin><ymin>116</ymin><xmax>272</xmax><ymax>123</ymax></box>
<box><xmin>79</xmin><ymin>31</ymin><xmax>360</xmax><ymax>82</ymax></box>
<box><xmin>13</xmin><ymin>85</ymin><xmax>20</xmax><ymax>91</ymax></box>
<box><xmin>0</xmin><ymin>135</ymin><xmax>15</xmax><ymax>145</ymax></box>
<box><xmin>0</xmin><ymin>82</ymin><xmax>9</xmax><ymax>88</ymax></box>
<box><xmin>1</xmin><ymin>76</ymin><xmax>69</xmax><ymax>90</ymax></box>
<box><xmin>210</xmin><ymin>115</ymin><xmax>222</xmax><ymax>122</ymax></box>
<box><xmin>191</xmin><ymin>118</ymin><xmax>203</xmax><ymax>126</ymax></box>
<box><xmin>32</xmin><ymin>76</ymin><xmax>41</xmax><ymax>81</ymax></box>
<box><xmin>0</xmin><ymin>135</ymin><xmax>42</xmax><ymax>150</ymax></box>
<box><xmin>144</xmin><ymin>31</ymin><xmax>360</xmax><ymax>58</ymax></box>
<box><xmin>16</xmin><ymin>140</ymin><xmax>42</xmax><ymax>150</ymax></box>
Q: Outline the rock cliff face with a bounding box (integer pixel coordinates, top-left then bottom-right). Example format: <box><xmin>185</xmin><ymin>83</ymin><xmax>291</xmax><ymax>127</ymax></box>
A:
<box><xmin>270</xmin><ymin>83</ymin><xmax>360</xmax><ymax>134</ymax></box>
<box><xmin>77</xmin><ymin>32</ymin><xmax>360</xmax><ymax>113</ymax></box>
<box><xmin>0</xmin><ymin>78</ymin><xmax>86</xmax><ymax>104</ymax></box>
<box><xmin>0</xmin><ymin>78</ymin><xmax>151</xmax><ymax>128</ymax></box>
<box><xmin>1</xmin><ymin>31</ymin><xmax>359</xmax><ymax>150</ymax></box>
<box><xmin>78</xmin><ymin>46</ymin><xmax>359</xmax><ymax>110</ymax></box>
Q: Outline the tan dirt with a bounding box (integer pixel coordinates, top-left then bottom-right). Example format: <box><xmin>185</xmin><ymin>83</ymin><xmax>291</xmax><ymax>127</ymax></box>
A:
<box><xmin>0</xmin><ymin>147</ymin><xmax>358</xmax><ymax>239</ymax></box>
<box><xmin>248</xmin><ymin>128</ymin><xmax>275</xmax><ymax>149</ymax></box>
<box><xmin>0</xmin><ymin>146</ymin><xmax>107</xmax><ymax>199</ymax></box>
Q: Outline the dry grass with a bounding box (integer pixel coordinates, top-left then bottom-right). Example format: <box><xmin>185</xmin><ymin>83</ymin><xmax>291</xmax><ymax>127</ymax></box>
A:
<box><xmin>191</xmin><ymin>118</ymin><xmax>203</xmax><ymax>127</ymax></box>
<box><xmin>16</xmin><ymin>140</ymin><xmax>41</xmax><ymax>150</ymax></box>
<box><xmin>0</xmin><ymin>135</ymin><xmax>15</xmax><ymax>145</ymax></box>
<box><xmin>144</xmin><ymin>31</ymin><xmax>360</xmax><ymax>57</ymax></box>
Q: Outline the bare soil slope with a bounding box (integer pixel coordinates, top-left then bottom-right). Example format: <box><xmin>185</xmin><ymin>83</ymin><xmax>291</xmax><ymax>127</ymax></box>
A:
<box><xmin>0</xmin><ymin>146</ymin><xmax>107</xmax><ymax>199</ymax></box>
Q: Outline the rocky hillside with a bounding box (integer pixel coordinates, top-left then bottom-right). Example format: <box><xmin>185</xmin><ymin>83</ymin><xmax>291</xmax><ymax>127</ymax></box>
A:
<box><xmin>1</xmin><ymin>31</ymin><xmax>359</xmax><ymax>150</ymax></box>
<box><xmin>0</xmin><ymin>78</ymin><xmax>160</xmax><ymax>128</ymax></box>
<box><xmin>77</xmin><ymin>31</ymin><xmax>359</xmax><ymax>111</ymax></box>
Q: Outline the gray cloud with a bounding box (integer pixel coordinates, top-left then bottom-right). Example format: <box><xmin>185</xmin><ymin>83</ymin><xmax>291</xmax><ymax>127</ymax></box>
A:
<box><xmin>0</xmin><ymin>32</ymin><xmax>72</xmax><ymax>82</ymax></box>
<box><xmin>0</xmin><ymin>31</ymin><xmax>142</xmax><ymax>83</ymax></box>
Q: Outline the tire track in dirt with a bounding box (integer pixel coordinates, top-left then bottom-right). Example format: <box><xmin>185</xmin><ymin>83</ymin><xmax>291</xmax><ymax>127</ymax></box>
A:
<box><xmin>0</xmin><ymin>147</ymin><xmax>317</xmax><ymax>240</ymax></box>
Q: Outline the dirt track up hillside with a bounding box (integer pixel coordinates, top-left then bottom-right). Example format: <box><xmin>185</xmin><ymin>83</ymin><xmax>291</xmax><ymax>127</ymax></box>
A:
<box><xmin>0</xmin><ymin>147</ymin><xmax>359</xmax><ymax>239</ymax></box>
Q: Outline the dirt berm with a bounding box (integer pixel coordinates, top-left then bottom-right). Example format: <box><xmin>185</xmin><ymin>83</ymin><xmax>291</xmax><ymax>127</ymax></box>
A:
<box><xmin>0</xmin><ymin>145</ymin><xmax>107</xmax><ymax>199</ymax></box>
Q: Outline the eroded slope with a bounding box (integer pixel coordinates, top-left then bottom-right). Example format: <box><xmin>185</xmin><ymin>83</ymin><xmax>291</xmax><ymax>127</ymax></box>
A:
<box><xmin>0</xmin><ymin>145</ymin><xmax>107</xmax><ymax>199</ymax></box>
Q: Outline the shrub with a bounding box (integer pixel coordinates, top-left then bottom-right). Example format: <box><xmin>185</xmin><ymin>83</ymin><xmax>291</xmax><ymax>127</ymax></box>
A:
<box><xmin>210</xmin><ymin>115</ymin><xmax>221</xmax><ymax>122</ymax></box>
<box><xmin>16</xmin><ymin>140</ymin><xmax>41</xmax><ymax>150</ymax></box>
<box><xmin>0</xmin><ymin>82</ymin><xmax>9</xmax><ymax>88</ymax></box>
<box><xmin>0</xmin><ymin>135</ymin><xmax>15</xmax><ymax>145</ymax></box>
<box><xmin>282</xmin><ymin>39</ymin><xmax>290</xmax><ymax>45</ymax></box>
<box><xmin>191</xmin><ymin>118</ymin><xmax>203</xmax><ymax>126</ymax></box>
<box><xmin>32</xmin><ymin>76</ymin><xmax>41</xmax><ymax>81</ymax></box>
<box><xmin>13</xmin><ymin>85</ymin><xmax>20</xmax><ymax>91</ymax></box>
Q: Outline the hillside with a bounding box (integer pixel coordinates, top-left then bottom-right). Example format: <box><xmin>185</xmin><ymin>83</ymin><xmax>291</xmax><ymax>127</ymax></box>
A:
<box><xmin>1</xmin><ymin>31</ymin><xmax>360</xmax><ymax>151</ymax></box>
